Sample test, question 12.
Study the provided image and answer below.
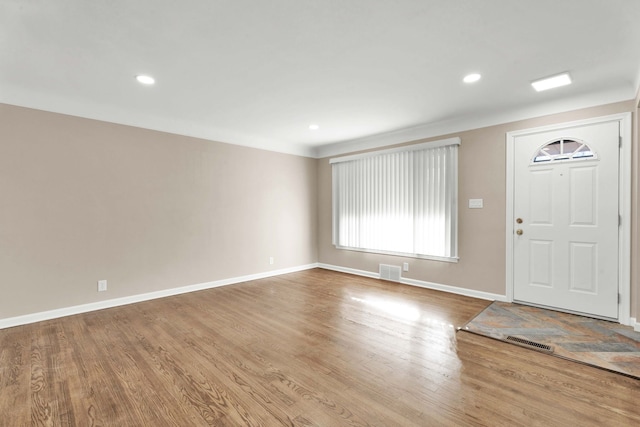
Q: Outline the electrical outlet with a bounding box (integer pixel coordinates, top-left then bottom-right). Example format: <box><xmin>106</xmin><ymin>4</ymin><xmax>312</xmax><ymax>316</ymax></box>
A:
<box><xmin>269</xmin><ymin>257</ymin><xmax>274</xmax><ymax>265</ymax></box>
<box><xmin>403</xmin><ymin>263</ymin><xmax>409</xmax><ymax>272</ymax></box>
<box><xmin>97</xmin><ymin>280</ymin><xmax>107</xmax><ymax>292</ymax></box>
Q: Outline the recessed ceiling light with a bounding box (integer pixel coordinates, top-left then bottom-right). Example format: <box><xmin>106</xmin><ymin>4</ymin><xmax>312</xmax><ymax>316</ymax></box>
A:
<box><xmin>309</xmin><ymin>124</ymin><xmax>320</xmax><ymax>130</ymax></box>
<box><xmin>531</xmin><ymin>72</ymin><xmax>571</xmax><ymax>92</ymax></box>
<box><xmin>136</xmin><ymin>75</ymin><xmax>155</xmax><ymax>85</ymax></box>
<box><xmin>463</xmin><ymin>73</ymin><xmax>481</xmax><ymax>83</ymax></box>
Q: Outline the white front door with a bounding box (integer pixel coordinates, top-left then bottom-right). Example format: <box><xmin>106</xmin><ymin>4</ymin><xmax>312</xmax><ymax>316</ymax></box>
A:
<box><xmin>513</xmin><ymin>120</ymin><xmax>620</xmax><ymax>319</ymax></box>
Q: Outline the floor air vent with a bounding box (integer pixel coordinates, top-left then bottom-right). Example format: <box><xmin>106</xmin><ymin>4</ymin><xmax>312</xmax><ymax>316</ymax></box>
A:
<box><xmin>379</xmin><ymin>264</ymin><xmax>402</xmax><ymax>282</ymax></box>
<box><xmin>505</xmin><ymin>336</ymin><xmax>554</xmax><ymax>354</ymax></box>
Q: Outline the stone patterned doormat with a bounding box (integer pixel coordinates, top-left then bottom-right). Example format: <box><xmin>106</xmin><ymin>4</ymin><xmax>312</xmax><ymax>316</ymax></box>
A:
<box><xmin>460</xmin><ymin>301</ymin><xmax>640</xmax><ymax>379</ymax></box>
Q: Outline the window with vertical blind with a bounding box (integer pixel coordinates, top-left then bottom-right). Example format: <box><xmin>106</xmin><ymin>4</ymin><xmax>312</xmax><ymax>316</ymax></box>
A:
<box><xmin>331</xmin><ymin>137</ymin><xmax>459</xmax><ymax>262</ymax></box>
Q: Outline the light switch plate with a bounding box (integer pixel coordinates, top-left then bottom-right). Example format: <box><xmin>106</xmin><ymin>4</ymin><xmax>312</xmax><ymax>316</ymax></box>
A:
<box><xmin>469</xmin><ymin>199</ymin><xmax>483</xmax><ymax>209</ymax></box>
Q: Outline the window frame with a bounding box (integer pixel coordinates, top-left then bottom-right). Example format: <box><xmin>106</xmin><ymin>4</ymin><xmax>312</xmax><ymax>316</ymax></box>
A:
<box><xmin>330</xmin><ymin>137</ymin><xmax>460</xmax><ymax>263</ymax></box>
<box><xmin>531</xmin><ymin>137</ymin><xmax>598</xmax><ymax>164</ymax></box>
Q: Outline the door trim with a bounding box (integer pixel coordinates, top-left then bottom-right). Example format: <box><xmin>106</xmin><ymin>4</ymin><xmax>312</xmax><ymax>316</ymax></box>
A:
<box><xmin>506</xmin><ymin>112</ymin><xmax>632</xmax><ymax>325</ymax></box>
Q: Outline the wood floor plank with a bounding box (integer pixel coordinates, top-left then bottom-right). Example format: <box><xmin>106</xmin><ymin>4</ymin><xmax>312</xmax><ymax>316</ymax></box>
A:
<box><xmin>0</xmin><ymin>327</ymin><xmax>30</xmax><ymax>427</ymax></box>
<box><xmin>455</xmin><ymin>332</ymin><xmax>640</xmax><ymax>424</ymax></box>
<box><xmin>1</xmin><ymin>268</ymin><xmax>638</xmax><ymax>426</ymax></box>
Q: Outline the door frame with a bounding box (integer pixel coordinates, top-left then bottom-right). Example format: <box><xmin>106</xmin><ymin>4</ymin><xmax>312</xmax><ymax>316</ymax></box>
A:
<box><xmin>505</xmin><ymin>112</ymin><xmax>632</xmax><ymax>325</ymax></box>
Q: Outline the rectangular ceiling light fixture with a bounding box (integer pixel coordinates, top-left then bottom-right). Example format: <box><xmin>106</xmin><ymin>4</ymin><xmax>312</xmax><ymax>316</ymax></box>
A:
<box><xmin>531</xmin><ymin>72</ymin><xmax>572</xmax><ymax>92</ymax></box>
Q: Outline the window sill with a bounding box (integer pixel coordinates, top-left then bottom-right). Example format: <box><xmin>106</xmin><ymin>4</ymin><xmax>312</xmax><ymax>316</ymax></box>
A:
<box><xmin>335</xmin><ymin>245</ymin><xmax>459</xmax><ymax>263</ymax></box>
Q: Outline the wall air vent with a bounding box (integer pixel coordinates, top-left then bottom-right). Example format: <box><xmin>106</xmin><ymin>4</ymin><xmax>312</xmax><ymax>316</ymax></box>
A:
<box><xmin>379</xmin><ymin>264</ymin><xmax>402</xmax><ymax>282</ymax></box>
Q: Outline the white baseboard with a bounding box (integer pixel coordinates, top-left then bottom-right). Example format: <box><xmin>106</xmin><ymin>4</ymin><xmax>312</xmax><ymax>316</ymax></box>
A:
<box><xmin>0</xmin><ymin>263</ymin><xmax>319</xmax><ymax>330</ymax></box>
<box><xmin>401</xmin><ymin>277</ymin><xmax>508</xmax><ymax>302</ymax></box>
<box><xmin>318</xmin><ymin>263</ymin><xmax>507</xmax><ymax>302</ymax></box>
<box><xmin>316</xmin><ymin>263</ymin><xmax>379</xmax><ymax>279</ymax></box>
<box><xmin>631</xmin><ymin>318</ymin><xmax>639</xmax><ymax>331</ymax></box>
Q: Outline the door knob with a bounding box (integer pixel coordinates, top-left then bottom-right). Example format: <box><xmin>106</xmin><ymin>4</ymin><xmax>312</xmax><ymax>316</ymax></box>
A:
<box><xmin>516</xmin><ymin>229</ymin><xmax>523</xmax><ymax>235</ymax></box>
<box><xmin>516</xmin><ymin>218</ymin><xmax>523</xmax><ymax>224</ymax></box>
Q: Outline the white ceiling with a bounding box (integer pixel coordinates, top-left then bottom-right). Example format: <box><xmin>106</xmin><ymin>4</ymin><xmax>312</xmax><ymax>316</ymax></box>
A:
<box><xmin>2</xmin><ymin>0</ymin><xmax>640</xmax><ymax>158</ymax></box>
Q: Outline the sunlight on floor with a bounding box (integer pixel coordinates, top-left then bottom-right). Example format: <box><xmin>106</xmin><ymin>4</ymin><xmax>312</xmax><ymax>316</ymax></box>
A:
<box><xmin>350</xmin><ymin>296</ymin><xmax>421</xmax><ymax>322</ymax></box>
<box><xmin>350</xmin><ymin>296</ymin><xmax>455</xmax><ymax>330</ymax></box>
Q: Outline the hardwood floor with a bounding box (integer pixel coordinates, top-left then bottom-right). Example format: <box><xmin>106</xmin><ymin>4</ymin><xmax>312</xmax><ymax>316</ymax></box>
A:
<box><xmin>1</xmin><ymin>268</ymin><xmax>638</xmax><ymax>426</ymax></box>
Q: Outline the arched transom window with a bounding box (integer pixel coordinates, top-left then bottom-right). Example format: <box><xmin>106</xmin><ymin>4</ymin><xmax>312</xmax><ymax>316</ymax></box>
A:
<box><xmin>532</xmin><ymin>138</ymin><xmax>597</xmax><ymax>164</ymax></box>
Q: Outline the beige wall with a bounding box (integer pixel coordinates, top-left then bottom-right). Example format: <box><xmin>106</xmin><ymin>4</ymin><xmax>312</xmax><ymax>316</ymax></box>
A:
<box><xmin>2</xmin><ymin>98</ymin><xmax>638</xmax><ymax>323</ymax></box>
<box><xmin>0</xmin><ymin>104</ymin><xmax>318</xmax><ymax>319</ymax></box>
<box><xmin>634</xmin><ymin>89</ymin><xmax>640</xmax><ymax>321</ymax></box>
<box><xmin>318</xmin><ymin>101</ymin><xmax>637</xmax><ymax>317</ymax></box>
